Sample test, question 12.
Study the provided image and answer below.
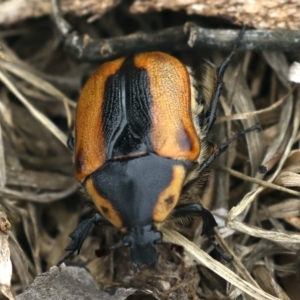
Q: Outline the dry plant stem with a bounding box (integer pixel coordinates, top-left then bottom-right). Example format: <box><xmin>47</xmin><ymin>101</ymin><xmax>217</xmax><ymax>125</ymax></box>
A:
<box><xmin>227</xmin><ymin>90</ymin><xmax>300</xmax><ymax>244</ymax></box>
<box><xmin>0</xmin><ymin>70</ymin><xmax>68</xmax><ymax>145</ymax></box>
<box><xmin>51</xmin><ymin>0</ymin><xmax>300</xmax><ymax>62</ymax></box>
<box><xmin>0</xmin><ymin>60</ymin><xmax>77</xmax><ymax>110</ymax></box>
<box><xmin>252</xmin><ymin>266</ymin><xmax>290</xmax><ymax>300</ymax></box>
<box><xmin>217</xmin><ymin>164</ymin><xmax>300</xmax><ymax>197</ymax></box>
<box><xmin>8</xmin><ymin>232</ymin><xmax>32</xmax><ymax>289</ymax></box>
<box><xmin>7</xmin><ymin>231</ymin><xmax>29</xmax><ymax>276</ymax></box>
<box><xmin>0</xmin><ymin>59</ymin><xmax>75</xmax><ymax>126</ymax></box>
<box><xmin>27</xmin><ymin>204</ymin><xmax>42</xmax><ymax>275</ymax></box>
<box><xmin>260</xmin><ymin>103</ymin><xmax>293</xmax><ymax>172</ymax></box>
<box><xmin>229</xmin><ymin>213</ymin><xmax>300</xmax><ymax>243</ymax></box>
<box><xmin>161</xmin><ymin>229</ymin><xmax>279</xmax><ymax>300</ymax></box>
<box><xmin>214</xmin><ymin>230</ymin><xmax>260</xmax><ymax>289</ymax></box>
<box><xmin>0</xmin><ymin>39</ymin><xmax>77</xmax><ymax>94</ymax></box>
<box><xmin>0</xmin><ymin>183</ymin><xmax>78</xmax><ymax>203</ymax></box>
<box><xmin>216</xmin><ymin>85</ymin><xmax>297</xmax><ymax>123</ymax></box>
<box><xmin>0</xmin><ymin>123</ymin><xmax>6</xmax><ymax>188</ymax></box>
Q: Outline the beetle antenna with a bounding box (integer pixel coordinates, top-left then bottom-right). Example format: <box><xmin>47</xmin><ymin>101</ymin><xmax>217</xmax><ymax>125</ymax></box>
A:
<box><xmin>200</xmin><ymin>124</ymin><xmax>260</xmax><ymax>173</ymax></box>
<box><xmin>217</xmin><ymin>25</ymin><xmax>246</xmax><ymax>79</ymax></box>
<box><xmin>209</xmin><ymin>237</ymin><xmax>233</xmax><ymax>262</ymax></box>
<box><xmin>206</xmin><ymin>25</ymin><xmax>246</xmax><ymax>132</ymax></box>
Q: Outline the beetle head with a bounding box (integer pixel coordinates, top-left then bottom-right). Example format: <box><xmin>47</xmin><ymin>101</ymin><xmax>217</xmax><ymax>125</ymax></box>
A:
<box><xmin>122</xmin><ymin>225</ymin><xmax>162</xmax><ymax>268</ymax></box>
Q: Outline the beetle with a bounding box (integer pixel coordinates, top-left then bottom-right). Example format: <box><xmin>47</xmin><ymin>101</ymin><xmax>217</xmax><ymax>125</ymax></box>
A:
<box><xmin>60</xmin><ymin>26</ymin><xmax>259</xmax><ymax>268</ymax></box>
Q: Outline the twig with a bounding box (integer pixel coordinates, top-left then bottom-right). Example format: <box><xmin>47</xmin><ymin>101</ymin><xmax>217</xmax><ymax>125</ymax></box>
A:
<box><xmin>0</xmin><ymin>70</ymin><xmax>67</xmax><ymax>145</ymax></box>
<box><xmin>216</xmin><ymin>85</ymin><xmax>297</xmax><ymax>123</ymax></box>
<box><xmin>217</xmin><ymin>164</ymin><xmax>300</xmax><ymax>197</ymax></box>
<box><xmin>0</xmin><ymin>124</ymin><xmax>6</xmax><ymax>188</ymax></box>
<box><xmin>227</xmin><ymin>89</ymin><xmax>300</xmax><ymax>244</ymax></box>
<box><xmin>0</xmin><ymin>60</ymin><xmax>75</xmax><ymax>127</ymax></box>
<box><xmin>188</xmin><ymin>24</ymin><xmax>300</xmax><ymax>52</ymax></box>
<box><xmin>161</xmin><ymin>228</ymin><xmax>279</xmax><ymax>300</ymax></box>
<box><xmin>51</xmin><ymin>0</ymin><xmax>300</xmax><ymax>62</ymax></box>
<box><xmin>214</xmin><ymin>229</ymin><xmax>261</xmax><ymax>289</ymax></box>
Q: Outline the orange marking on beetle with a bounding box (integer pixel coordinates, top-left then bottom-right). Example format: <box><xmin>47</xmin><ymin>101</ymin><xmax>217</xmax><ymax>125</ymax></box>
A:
<box><xmin>134</xmin><ymin>52</ymin><xmax>201</xmax><ymax>161</ymax></box>
<box><xmin>153</xmin><ymin>165</ymin><xmax>186</xmax><ymax>222</ymax></box>
<box><xmin>75</xmin><ymin>57</ymin><xmax>126</xmax><ymax>182</ymax></box>
<box><xmin>85</xmin><ymin>178</ymin><xmax>123</xmax><ymax>228</ymax></box>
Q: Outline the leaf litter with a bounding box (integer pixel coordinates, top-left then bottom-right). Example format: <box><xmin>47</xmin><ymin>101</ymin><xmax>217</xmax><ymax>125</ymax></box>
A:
<box><xmin>0</xmin><ymin>4</ymin><xmax>299</xmax><ymax>300</ymax></box>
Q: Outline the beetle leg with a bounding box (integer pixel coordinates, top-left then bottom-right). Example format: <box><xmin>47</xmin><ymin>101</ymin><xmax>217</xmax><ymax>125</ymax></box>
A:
<box><xmin>172</xmin><ymin>203</ymin><xmax>232</xmax><ymax>261</ymax></box>
<box><xmin>172</xmin><ymin>204</ymin><xmax>217</xmax><ymax>236</ymax></box>
<box><xmin>57</xmin><ymin>213</ymin><xmax>111</xmax><ymax>265</ymax></box>
<box><xmin>199</xmin><ymin>124</ymin><xmax>260</xmax><ymax>173</ymax></box>
<box><xmin>206</xmin><ymin>26</ymin><xmax>246</xmax><ymax>132</ymax></box>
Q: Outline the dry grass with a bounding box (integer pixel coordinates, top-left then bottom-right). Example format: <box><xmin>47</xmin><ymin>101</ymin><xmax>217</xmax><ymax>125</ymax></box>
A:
<box><xmin>0</xmin><ymin>3</ymin><xmax>299</xmax><ymax>300</ymax></box>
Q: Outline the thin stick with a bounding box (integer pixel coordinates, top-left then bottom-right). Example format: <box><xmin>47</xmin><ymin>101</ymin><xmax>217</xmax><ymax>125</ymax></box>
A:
<box><xmin>214</xmin><ymin>229</ymin><xmax>260</xmax><ymax>289</ymax></box>
<box><xmin>216</xmin><ymin>85</ymin><xmax>297</xmax><ymax>123</ymax></box>
<box><xmin>217</xmin><ymin>164</ymin><xmax>300</xmax><ymax>197</ymax></box>
<box><xmin>227</xmin><ymin>91</ymin><xmax>300</xmax><ymax>244</ymax></box>
<box><xmin>0</xmin><ymin>70</ymin><xmax>67</xmax><ymax>145</ymax></box>
<box><xmin>161</xmin><ymin>228</ymin><xmax>279</xmax><ymax>300</ymax></box>
<box><xmin>51</xmin><ymin>0</ymin><xmax>300</xmax><ymax>62</ymax></box>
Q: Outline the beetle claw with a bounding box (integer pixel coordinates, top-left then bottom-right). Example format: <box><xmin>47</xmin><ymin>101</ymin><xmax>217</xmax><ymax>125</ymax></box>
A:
<box><xmin>201</xmin><ymin>211</ymin><xmax>233</xmax><ymax>262</ymax></box>
<box><xmin>57</xmin><ymin>213</ymin><xmax>111</xmax><ymax>265</ymax></box>
<box><xmin>209</xmin><ymin>237</ymin><xmax>233</xmax><ymax>262</ymax></box>
<box><xmin>56</xmin><ymin>250</ymin><xmax>76</xmax><ymax>266</ymax></box>
<box><xmin>64</xmin><ymin>217</ymin><xmax>95</xmax><ymax>253</ymax></box>
<box><xmin>171</xmin><ymin>204</ymin><xmax>232</xmax><ymax>261</ymax></box>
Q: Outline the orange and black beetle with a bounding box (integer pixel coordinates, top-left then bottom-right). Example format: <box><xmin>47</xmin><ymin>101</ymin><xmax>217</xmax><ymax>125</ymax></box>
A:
<box><xmin>62</xmin><ymin>27</ymin><xmax>258</xmax><ymax>267</ymax></box>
